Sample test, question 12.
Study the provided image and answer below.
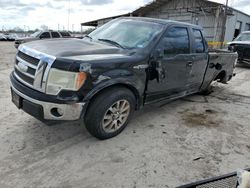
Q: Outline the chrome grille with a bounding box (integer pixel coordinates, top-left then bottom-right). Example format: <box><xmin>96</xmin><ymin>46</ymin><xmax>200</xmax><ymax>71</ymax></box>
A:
<box><xmin>14</xmin><ymin>67</ymin><xmax>34</xmax><ymax>85</ymax></box>
<box><xmin>17</xmin><ymin>51</ymin><xmax>40</xmax><ymax>66</ymax></box>
<box><xmin>14</xmin><ymin>49</ymin><xmax>49</xmax><ymax>92</ymax></box>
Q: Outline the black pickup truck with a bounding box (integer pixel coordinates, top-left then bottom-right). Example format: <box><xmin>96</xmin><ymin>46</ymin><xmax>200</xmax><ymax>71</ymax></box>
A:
<box><xmin>228</xmin><ymin>31</ymin><xmax>250</xmax><ymax>64</ymax></box>
<box><xmin>10</xmin><ymin>17</ymin><xmax>237</xmax><ymax>139</ymax></box>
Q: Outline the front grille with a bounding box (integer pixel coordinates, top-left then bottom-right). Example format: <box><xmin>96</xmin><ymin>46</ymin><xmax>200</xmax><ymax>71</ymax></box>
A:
<box><xmin>14</xmin><ymin>50</ymin><xmax>49</xmax><ymax>92</ymax></box>
<box><xmin>14</xmin><ymin>67</ymin><xmax>34</xmax><ymax>85</ymax></box>
<box><xmin>17</xmin><ymin>51</ymin><xmax>40</xmax><ymax>66</ymax></box>
<box><xmin>14</xmin><ymin>51</ymin><xmax>38</xmax><ymax>86</ymax></box>
<box><xmin>235</xmin><ymin>45</ymin><xmax>250</xmax><ymax>59</ymax></box>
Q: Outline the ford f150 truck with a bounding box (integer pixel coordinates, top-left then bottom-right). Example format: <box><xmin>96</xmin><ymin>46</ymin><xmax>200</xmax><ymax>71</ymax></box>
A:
<box><xmin>10</xmin><ymin>17</ymin><xmax>238</xmax><ymax>139</ymax></box>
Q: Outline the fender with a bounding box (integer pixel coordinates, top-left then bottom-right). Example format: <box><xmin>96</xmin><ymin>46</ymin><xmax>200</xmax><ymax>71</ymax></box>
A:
<box><xmin>200</xmin><ymin>70</ymin><xmax>227</xmax><ymax>91</ymax></box>
<box><xmin>83</xmin><ymin>68</ymin><xmax>147</xmax><ymax>109</ymax></box>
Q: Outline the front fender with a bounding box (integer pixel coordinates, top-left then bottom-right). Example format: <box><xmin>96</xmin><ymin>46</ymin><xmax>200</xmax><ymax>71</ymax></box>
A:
<box><xmin>85</xmin><ymin>78</ymin><xmax>143</xmax><ymax>100</ymax></box>
<box><xmin>83</xmin><ymin>67</ymin><xmax>147</xmax><ymax>106</ymax></box>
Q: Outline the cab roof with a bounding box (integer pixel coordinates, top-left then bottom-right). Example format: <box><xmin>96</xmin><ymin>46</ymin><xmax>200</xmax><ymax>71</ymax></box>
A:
<box><xmin>117</xmin><ymin>17</ymin><xmax>203</xmax><ymax>30</ymax></box>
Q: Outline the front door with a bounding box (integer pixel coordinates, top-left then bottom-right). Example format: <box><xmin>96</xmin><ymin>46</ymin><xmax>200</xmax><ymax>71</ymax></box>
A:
<box><xmin>146</xmin><ymin>26</ymin><xmax>193</xmax><ymax>103</ymax></box>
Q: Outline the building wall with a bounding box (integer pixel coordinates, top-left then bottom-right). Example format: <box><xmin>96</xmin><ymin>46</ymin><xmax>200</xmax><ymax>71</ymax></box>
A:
<box><xmin>138</xmin><ymin>0</ymin><xmax>250</xmax><ymax>44</ymax></box>
<box><xmin>225</xmin><ymin>10</ymin><xmax>250</xmax><ymax>42</ymax></box>
<box><xmin>139</xmin><ymin>0</ymin><xmax>223</xmax><ymax>42</ymax></box>
<box><xmin>93</xmin><ymin>0</ymin><xmax>250</xmax><ymax>45</ymax></box>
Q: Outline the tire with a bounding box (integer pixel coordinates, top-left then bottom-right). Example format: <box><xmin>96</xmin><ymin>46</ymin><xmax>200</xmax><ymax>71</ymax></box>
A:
<box><xmin>84</xmin><ymin>87</ymin><xmax>136</xmax><ymax>140</ymax></box>
<box><xmin>199</xmin><ymin>83</ymin><xmax>214</xmax><ymax>96</ymax></box>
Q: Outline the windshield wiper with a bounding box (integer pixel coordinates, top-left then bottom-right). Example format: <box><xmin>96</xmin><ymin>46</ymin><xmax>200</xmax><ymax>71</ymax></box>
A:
<box><xmin>98</xmin><ymin>38</ymin><xmax>124</xmax><ymax>49</ymax></box>
<box><xmin>85</xmin><ymin>35</ymin><xmax>92</xmax><ymax>39</ymax></box>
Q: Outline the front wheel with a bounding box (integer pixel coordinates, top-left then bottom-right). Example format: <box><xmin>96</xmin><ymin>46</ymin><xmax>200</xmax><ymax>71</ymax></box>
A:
<box><xmin>84</xmin><ymin>87</ymin><xmax>136</xmax><ymax>140</ymax></box>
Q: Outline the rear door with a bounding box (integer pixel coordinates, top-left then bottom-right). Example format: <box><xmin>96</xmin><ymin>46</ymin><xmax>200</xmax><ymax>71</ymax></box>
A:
<box><xmin>39</xmin><ymin>32</ymin><xmax>51</xmax><ymax>39</ymax></box>
<box><xmin>146</xmin><ymin>26</ymin><xmax>193</xmax><ymax>103</ymax></box>
<box><xmin>188</xmin><ymin>28</ymin><xmax>209</xmax><ymax>93</ymax></box>
<box><xmin>51</xmin><ymin>32</ymin><xmax>61</xmax><ymax>38</ymax></box>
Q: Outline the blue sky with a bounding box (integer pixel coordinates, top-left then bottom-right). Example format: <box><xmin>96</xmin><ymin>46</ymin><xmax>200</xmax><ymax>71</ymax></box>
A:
<box><xmin>0</xmin><ymin>0</ymin><xmax>249</xmax><ymax>31</ymax></box>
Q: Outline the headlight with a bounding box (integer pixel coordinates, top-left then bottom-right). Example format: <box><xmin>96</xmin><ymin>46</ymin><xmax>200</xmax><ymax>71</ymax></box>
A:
<box><xmin>46</xmin><ymin>68</ymin><xmax>87</xmax><ymax>95</ymax></box>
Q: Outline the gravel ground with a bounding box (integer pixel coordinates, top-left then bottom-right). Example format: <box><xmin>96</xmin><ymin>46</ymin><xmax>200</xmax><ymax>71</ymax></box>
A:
<box><xmin>0</xmin><ymin>41</ymin><xmax>250</xmax><ymax>188</ymax></box>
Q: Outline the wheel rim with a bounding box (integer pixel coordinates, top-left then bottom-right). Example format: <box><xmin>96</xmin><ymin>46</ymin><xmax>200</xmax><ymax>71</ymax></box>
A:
<box><xmin>102</xmin><ymin>100</ymin><xmax>131</xmax><ymax>133</ymax></box>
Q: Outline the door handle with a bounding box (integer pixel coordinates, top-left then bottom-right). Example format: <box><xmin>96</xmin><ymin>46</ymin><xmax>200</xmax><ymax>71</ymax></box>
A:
<box><xmin>187</xmin><ymin>61</ymin><xmax>193</xmax><ymax>67</ymax></box>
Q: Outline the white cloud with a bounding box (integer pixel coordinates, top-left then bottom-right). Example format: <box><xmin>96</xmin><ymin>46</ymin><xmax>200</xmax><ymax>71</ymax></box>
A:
<box><xmin>0</xmin><ymin>0</ymin><xmax>249</xmax><ymax>31</ymax></box>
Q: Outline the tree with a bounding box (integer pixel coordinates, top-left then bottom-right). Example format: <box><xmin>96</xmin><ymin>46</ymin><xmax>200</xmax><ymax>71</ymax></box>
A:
<box><xmin>40</xmin><ymin>25</ymin><xmax>49</xmax><ymax>31</ymax></box>
<box><xmin>83</xmin><ymin>28</ymin><xmax>95</xmax><ymax>34</ymax></box>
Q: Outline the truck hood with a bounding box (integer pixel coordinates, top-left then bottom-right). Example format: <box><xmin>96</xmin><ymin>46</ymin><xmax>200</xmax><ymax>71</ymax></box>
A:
<box><xmin>228</xmin><ymin>41</ymin><xmax>250</xmax><ymax>45</ymax></box>
<box><xmin>19</xmin><ymin>38</ymin><xmax>123</xmax><ymax>58</ymax></box>
<box><xmin>17</xmin><ymin>37</ymin><xmax>35</xmax><ymax>41</ymax></box>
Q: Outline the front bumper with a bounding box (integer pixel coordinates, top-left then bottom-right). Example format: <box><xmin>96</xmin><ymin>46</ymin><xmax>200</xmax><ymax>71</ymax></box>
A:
<box><xmin>10</xmin><ymin>73</ymin><xmax>85</xmax><ymax>121</ymax></box>
<box><xmin>239</xmin><ymin>58</ymin><xmax>250</xmax><ymax>64</ymax></box>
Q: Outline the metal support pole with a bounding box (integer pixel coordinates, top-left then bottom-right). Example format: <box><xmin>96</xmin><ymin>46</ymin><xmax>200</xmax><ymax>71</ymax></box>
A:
<box><xmin>220</xmin><ymin>0</ymin><xmax>229</xmax><ymax>49</ymax></box>
<box><xmin>67</xmin><ymin>0</ymin><xmax>71</xmax><ymax>31</ymax></box>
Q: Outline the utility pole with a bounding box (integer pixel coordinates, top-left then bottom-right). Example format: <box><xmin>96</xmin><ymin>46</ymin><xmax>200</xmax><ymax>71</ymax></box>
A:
<box><xmin>67</xmin><ymin>0</ymin><xmax>71</xmax><ymax>31</ymax></box>
<box><xmin>220</xmin><ymin>0</ymin><xmax>229</xmax><ymax>49</ymax></box>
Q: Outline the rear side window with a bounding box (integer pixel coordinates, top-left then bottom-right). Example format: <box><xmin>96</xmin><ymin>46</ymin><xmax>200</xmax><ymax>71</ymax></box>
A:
<box><xmin>60</xmin><ymin>32</ymin><xmax>71</xmax><ymax>37</ymax></box>
<box><xmin>160</xmin><ymin>27</ymin><xmax>190</xmax><ymax>57</ymax></box>
<box><xmin>52</xmin><ymin>32</ymin><xmax>60</xmax><ymax>38</ymax></box>
<box><xmin>40</xmin><ymin>32</ymin><xmax>50</xmax><ymax>39</ymax></box>
<box><xmin>193</xmin><ymin>29</ymin><xmax>205</xmax><ymax>53</ymax></box>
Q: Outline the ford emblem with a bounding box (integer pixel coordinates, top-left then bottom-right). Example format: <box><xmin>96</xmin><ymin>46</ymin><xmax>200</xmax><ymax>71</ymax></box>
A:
<box><xmin>18</xmin><ymin>62</ymin><xmax>28</xmax><ymax>72</ymax></box>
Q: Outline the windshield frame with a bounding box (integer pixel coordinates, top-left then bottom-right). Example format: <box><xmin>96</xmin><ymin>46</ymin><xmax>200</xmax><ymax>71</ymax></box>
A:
<box><xmin>87</xmin><ymin>18</ymin><xmax>166</xmax><ymax>50</ymax></box>
<box><xmin>31</xmin><ymin>31</ymin><xmax>42</xmax><ymax>38</ymax></box>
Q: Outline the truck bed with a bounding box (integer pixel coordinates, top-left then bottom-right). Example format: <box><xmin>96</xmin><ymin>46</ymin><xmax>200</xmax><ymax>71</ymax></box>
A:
<box><xmin>201</xmin><ymin>50</ymin><xmax>238</xmax><ymax>91</ymax></box>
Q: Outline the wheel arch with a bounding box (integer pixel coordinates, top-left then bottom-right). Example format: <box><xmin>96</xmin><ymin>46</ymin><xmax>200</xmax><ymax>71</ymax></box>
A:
<box><xmin>214</xmin><ymin>70</ymin><xmax>227</xmax><ymax>83</ymax></box>
<box><xmin>84</xmin><ymin>83</ymin><xmax>142</xmax><ymax>112</ymax></box>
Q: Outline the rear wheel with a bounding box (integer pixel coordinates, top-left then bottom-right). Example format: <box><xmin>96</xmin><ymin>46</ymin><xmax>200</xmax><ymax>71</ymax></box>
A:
<box><xmin>84</xmin><ymin>87</ymin><xmax>136</xmax><ymax>140</ymax></box>
<box><xmin>200</xmin><ymin>84</ymin><xmax>214</xmax><ymax>95</ymax></box>
<box><xmin>199</xmin><ymin>81</ymin><xmax>215</xmax><ymax>96</ymax></box>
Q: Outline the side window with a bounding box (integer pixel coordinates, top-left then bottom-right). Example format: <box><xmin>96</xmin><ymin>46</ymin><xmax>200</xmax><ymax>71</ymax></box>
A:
<box><xmin>159</xmin><ymin>27</ymin><xmax>190</xmax><ymax>57</ymax></box>
<box><xmin>40</xmin><ymin>32</ymin><xmax>50</xmax><ymax>39</ymax></box>
<box><xmin>60</xmin><ymin>32</ymin><xmax>71</xmax><ymax>37</ymax></box>
<box><xmin>52</xmin><ymin>32</ymin><xmax>60</xmax><ymax>38</ymax></box>
<box><xmin>193</xmin><ymin>29</ymin><xmax>205</xmax><ymax>53</ymax></box>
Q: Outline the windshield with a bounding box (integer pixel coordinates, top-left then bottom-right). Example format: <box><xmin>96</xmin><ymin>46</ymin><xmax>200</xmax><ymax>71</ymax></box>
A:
<box><xmin>234</xmin><ymin>33</ymin><xmax>250</xmax><ymax>41</ymax></box>
<box><xmin>31</xmin><ymin>31</ymin><xmax>42</xmax><ymax>37</ymax></box>
<box><xmin>88</xmin><ymin>19</ymin><xmax>164</xmax><ymax>49</ymax></box>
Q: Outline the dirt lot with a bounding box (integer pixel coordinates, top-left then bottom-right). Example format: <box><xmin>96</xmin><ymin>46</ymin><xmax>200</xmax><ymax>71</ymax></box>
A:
<box><xmin>0</xmin><ymin>41</ymin><xmax>250</xmax><ymax>188</ymax></box>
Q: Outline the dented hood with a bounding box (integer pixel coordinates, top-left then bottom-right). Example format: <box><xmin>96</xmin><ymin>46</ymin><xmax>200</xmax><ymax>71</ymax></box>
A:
<box><xmin>19</xmin><ymin>38</ymin><xmax>123</xmax><ymax>58</ymax></box>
